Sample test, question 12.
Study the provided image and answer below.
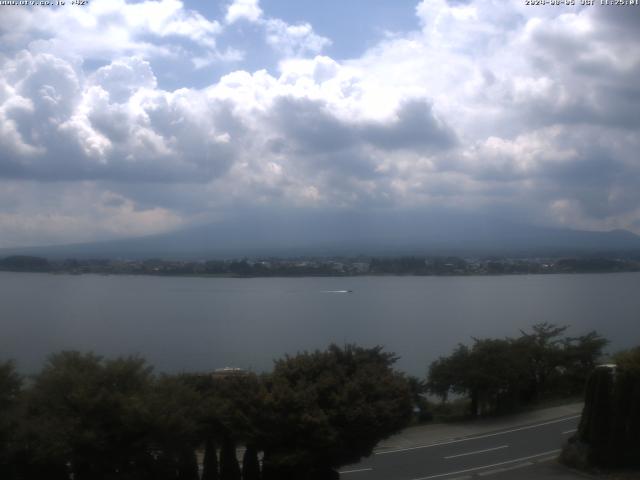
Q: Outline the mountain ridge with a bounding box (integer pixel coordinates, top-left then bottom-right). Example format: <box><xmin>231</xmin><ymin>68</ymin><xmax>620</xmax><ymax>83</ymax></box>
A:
<box><xmin>2</xmin><ymin>212</ymin><xmax>640</xmax><ymax>260</ymax></box>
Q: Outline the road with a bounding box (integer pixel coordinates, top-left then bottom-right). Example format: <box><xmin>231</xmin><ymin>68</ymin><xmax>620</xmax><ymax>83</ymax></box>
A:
<box><xmin>339</xmin><ymin>414</ymin><xmax>580</xmax><ymax>480</ymax></box>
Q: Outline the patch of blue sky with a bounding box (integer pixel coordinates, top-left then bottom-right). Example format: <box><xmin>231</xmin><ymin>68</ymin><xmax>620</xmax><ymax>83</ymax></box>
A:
<box><xmin>259</xmin><ymin>0</ymin><xmax>420</xmax><ymax>59</ymax></box>
<box><xmin>167</xmin><ymin>0</ymin><xmax>422</xmax><ymax>90</ymax></box>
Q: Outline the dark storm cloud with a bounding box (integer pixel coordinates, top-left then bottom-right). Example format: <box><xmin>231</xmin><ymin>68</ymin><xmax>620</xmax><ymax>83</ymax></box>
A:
<box><xmin>269</xmin><ymin>96</ymin><xmax>456</xmax><ymax>156</ymax></box>
<box><xmin>522</xmin><ymin>6</ymin><xmax>640</xmax><ymax>129</ymax></box>
<box><xmin>269</xmin><ymin>96</ymin><xmax>358</xmax><ymax>154</ymax></box>
<box><xmin>360</xmin><ymin>100</ymin><xmax>457</xmax><ymax>152</ymax></box>
<box><xmin>596</xmin><ymin>6</ymin><xmax>640</xmax><ymax>35</ymax></box>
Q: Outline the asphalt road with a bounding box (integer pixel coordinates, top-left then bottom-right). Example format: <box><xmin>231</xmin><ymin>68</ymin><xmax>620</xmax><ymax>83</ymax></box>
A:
<box><xmin>339</xmin><ymin>414</ymin><xmax>581</xmax><ymax>480</ymax></box>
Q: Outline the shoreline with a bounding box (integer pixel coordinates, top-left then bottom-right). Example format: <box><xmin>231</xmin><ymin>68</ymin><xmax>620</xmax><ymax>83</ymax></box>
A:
<box><xmin>2</xmin><ymin>269</ymin><xmax>640</xmax><ymax>279</ymax></box>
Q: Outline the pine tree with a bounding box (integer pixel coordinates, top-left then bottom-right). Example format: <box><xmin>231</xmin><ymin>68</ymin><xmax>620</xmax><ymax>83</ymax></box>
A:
<box><xmin>220</xmin><ymin>436</ymin><xmax>241</xmax><ymax>480</ymax></box>
<box><xmin>177</xmin><ymin>448</ymin><xmax>199</xmax><ymax>480</ymax></box>
<box><xmin>241</xmin><ymin>445</ymin><xmax>260</xmax><ymax>480</ymax></box>
<box><xmin>202</xmin><ymin>437</ymin><xmax>219</xmax><ymax>480</ymax></box>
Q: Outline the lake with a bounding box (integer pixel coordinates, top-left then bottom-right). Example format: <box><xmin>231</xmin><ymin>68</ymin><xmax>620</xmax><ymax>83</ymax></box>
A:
<box><xmin>2</xmin><ymin>272</ymin><xmax>639</xmax><ymax>376</ymax></box>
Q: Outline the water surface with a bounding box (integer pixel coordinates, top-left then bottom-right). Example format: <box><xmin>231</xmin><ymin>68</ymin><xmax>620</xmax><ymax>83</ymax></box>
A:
<box><xmin>2</xmin><ymin>272</ymin><xmax>639</xmax><ymax>376</ymax></box>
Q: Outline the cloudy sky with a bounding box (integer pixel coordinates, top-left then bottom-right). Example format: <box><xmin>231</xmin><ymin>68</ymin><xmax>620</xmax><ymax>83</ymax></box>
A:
<box><xmin>0</xmin><ymin>0</ymin><xmax>639</xmax><ymax>247</ymax></box>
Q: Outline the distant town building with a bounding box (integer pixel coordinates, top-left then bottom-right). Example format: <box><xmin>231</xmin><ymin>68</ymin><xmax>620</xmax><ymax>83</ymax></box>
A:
<box><xmin>212</xmin><ymin>367</ymin><xmax>248</xmax><ymax>378</ymax></box>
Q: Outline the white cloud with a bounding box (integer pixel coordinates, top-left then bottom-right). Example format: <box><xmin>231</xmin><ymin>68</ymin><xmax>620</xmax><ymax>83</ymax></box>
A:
<box><xmin>225</xmin><ymin>0</ymin><xmax>263</xmax><ymax>24</ymax></box>
<box><xmin>0</xmin><ymin>52</ymin><xmax>239</xmax><ymax>182</ymax></box>
<box><xmin>265</xmin><ymin>19</ymin><xmax>331</xmax><ymax>57</ymax></box>
<box><xmin>91</xmin><ymin>57</ymin><xmax>158</xmax><ymax>103</ymax></box>
<box><xmin>1</xmin><ymin>0</ymin><xmax>640</xmax><ymax>245</ymax></box>
<box><xmin>0</xmin><ymin>0</ymin><xmax>221</xmax><ymax>62</ymax></box>
<box><xmin>224</xmin><ymin>0</ymin><xmax>330</xmax><ymax>58</ymax></box>
<box><xmin>0</xmin><ymin>182</ymin><xmax>184</xmax><ymax>247</ymax></box>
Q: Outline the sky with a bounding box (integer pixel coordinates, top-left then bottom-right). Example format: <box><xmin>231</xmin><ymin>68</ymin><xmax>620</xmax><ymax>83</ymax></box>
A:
<box><xmin>0</xmin><ymin>0</ymin><xmax>639</xmax><ymax>248</ymax></box>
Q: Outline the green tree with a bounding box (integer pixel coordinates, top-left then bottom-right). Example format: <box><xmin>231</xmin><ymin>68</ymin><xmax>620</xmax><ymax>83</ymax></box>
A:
<box><xmin>176</xmin><ymin>449</ymin><xmax>199</xmax><ymax>480</ymax></box>
<box><xmin>24</xmin><ymin>351</ymin><xmax>155</xmax><ymax>480</ymax></box>
<box><xmin>183</xmin><ymin>371</ymin><xmax>265</xmax><ymax>480</ymax></box>
<box><xmin>560</xmin><ymin>331</ymin><xmax>609</xmax><ymax>396</ymax></box>
<box><xmin>614</xmin><ymin>346</ymin><xmax>640</xmax><ymax>372</ymax></box>
<box><xmin>201</xmin><ymin>437</ymin><xmax>219</xmax><ymax>480</ymax></box>
<box><xmin>428</xmin><ymin>324</ymin><xmax>608</xmax><ymax>417</ymax></box>
<box><xmin>242</xmin><ymin>445</ymin><xmax>260</xmax><ymax>480</ymax></box>
<box><xmin>427</xmin><ymin>344</ymin><xmax>470</xmax><ymax>402</ymax></box>
<box><xmin>466</xmin><ymin>338</ymin><xmax>526</xmax><ymax>415</ymax></box>
<box><xmin>514</xmin><ymin>323</ymin><xmax>568</xmax><ymax>401</ymax></box>
<box><xmin>146</xmin><ymin>374</ymin><xmax>207</xmax><ymax>480</ymax></box>
<box><xmin>428</xmin><ymin>340</ymin><xmax>525</xmax><ymax>416</ymax></box>
<box><xmin>219</xmin><ymin>436</ymin><xmax>241</xmax><ymax>480</ymax></box>
<box><xmin>0</xmin><ymin>255</ymin><xmax>50</xmax><ymax>272</ymax></box>
<box><xmin>0</xmin><ymin>361</ymin><xmax>22</xmax><ymax>479</ymax></box>
<box><xmin>406</xmin><ymin>376</ymin><xmax>432</xmax><ymax>422</ymax></box>
<box><xmin>259</xmin><ymin>344</ymin><xmax>412</xmax><ymax>479</ymax></box>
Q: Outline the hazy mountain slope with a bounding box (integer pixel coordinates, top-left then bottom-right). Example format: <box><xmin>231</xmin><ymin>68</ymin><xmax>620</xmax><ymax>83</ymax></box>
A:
<box><xmin>2</xmin><ymin>211</ymin><xmax>640</xmax><ymax>259</ymax></box>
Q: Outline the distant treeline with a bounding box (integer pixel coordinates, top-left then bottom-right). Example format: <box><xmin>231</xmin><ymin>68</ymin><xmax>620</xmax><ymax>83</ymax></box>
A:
<box><xmin>0</xmin><ymin>255</ymin><xmax>51</xmax><ymax>272</ymax></box>
<box><xmin>0</xmin><ymin>345</ymin><xmax>413</xmax><ymax>480</ymax></box>
<box><xmin>1</xmin><ymin>254</ymin><xmax>640</xmax><ymax>277</ymax></box>
<box><xmin>370</xmin><ymin>256</ymin><xmax>640</xmax><ymax>275</ymax></box>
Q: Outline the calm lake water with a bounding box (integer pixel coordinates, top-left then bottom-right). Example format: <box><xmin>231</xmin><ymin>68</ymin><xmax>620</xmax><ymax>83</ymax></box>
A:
<box><xmin>2</xmin><ymin>272</ymin><xmax>639</xmax><ymax>376</ymax></box>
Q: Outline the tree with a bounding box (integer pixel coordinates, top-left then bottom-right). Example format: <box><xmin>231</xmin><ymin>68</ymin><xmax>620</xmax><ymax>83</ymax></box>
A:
<box><xmin>427</xmin><ymin>323</ymin><xmax>607</xmax><ymax>415</ymax></box>
<box><xmin>201</xmin><ymin>437</ymin><xmax>219</xmax><ymax>480</ymax></box>
<box><xmin>406</xmin><ymin>376</ymin><xmax>432</xmax><ymax>422</ymax></box>
<box><xmin>146</xmin><ymin>374</ymin><xmax>206</xmax><ymax>480</ymax></box>
<box><xmin>24</xmin><ymin>351</ymin><xmax>155</xmax><ymax>480</ymax></box>
<box><xmin>0</xmin><ymin>361</ymin><xmax>22</xmax><ymax>479</ymax></box>
<box><xmin>259</xmin><ymin>344</ymin><xmax>412</xmax><ymax>478</ymax></box>
<box><xmin>219</xmin><ymin>436</ymin><xmax>241</xmax><ymax>480</ymax></box>
<box><xmin>176</xmin><ymin>449</ymin><xmax>199</xmax><ymax>480</ymax></box>
<box><xmin>428</xmin><ymin>339</ymin><xmax>526</xmax><ymax>416</ymax></box>
<box><xmin>427</xmin><ymin>324</ymin><xmax>608</xmax><ymax>416</ymax></box>
<box><xmin>0</xmin><ymin>255</ymin><xmax>50</xmax><ymax>272</ymax></box>
<box><xmin>466</xmin><ymin>338</ymin><xmax>526</xmax><ymax>415</ymax></box>
<box><xmin>614</xmin><ymin>346</ymin><xmax>640</xmax><ymax>372</ymax></box>
<box><xmin>515</xmin><ymin>323</ymin><xmax>568</xmax><ymax>401</ymax></box>
<box><xmin>560</xmin><ymin>331</ymin><xmax>609</xmax><ymax>396</ymax></box>
<box><xmin>184</xmin><ymin>371</ymin><xmax>265</xmax><ymax>480</ymax></box>
<box><xmin>242</xmin><ymin>445</ymin><xmax>260</xmax><ymax>480</ymax></box>
<box><xmin>427</xmin><ymin>344</ymin><xmax>470</xmax><ymax>402</ymax></box>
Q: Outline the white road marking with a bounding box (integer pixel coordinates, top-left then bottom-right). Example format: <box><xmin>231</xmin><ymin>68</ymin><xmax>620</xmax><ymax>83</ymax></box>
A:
<box><xmin>477</xmin><ymin>461</ymin><xmax>533</xmax><ymax>476</ymax></box>
<box><xmin>444</xmin><ymin>445</ymin><xmax>508</xmax><ymax>459</ymax></box>
<box><xmin>410</xmin><ymin>449</ymin><xmax>561</xmax><ymax>480</ymax></box>
<box><xmin>339</xmin><ymin>468</ymin><xmax>373</xmax><ymax>474</ymax></box>
<box><xmin>562</xmin><ymin>429</ymin><xmax>577</xmax><ymax>435</ymax></box>
<box><xmin>535</xmin><ymin>455</ymin><xmax>560</xmax><ymax>463</ymax></box>
<box><xmin>376</xmin><ymin>415</ymin><xmax>580</xmax><ymax>455</ymax></box>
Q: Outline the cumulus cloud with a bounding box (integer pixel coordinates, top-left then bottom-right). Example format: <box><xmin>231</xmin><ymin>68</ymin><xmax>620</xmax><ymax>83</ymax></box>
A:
<box><xmin>225</xmin><ymin>0</ymin><xmax>263</xmax><ymax>24</ymax></box>
<box><xmin>0</xmin><ymin>52</ymin><xmax>239</xmax><ymax>183</ymax></box>
<box><xmin>0</xmin><ymin>0</ymin><xmax>222</xmax><ymax>61</ymax></box>
<box><xmin>225</xmin><ymin>0</ymin><xmax>329</xmax><ymax>57</ymax></box>
<box><xmin>91</xmin><ymin>57</ymin><xmax>158</xmax><ymax>103</ymax></box>
<box><xmin>264</xmin><ymin>19</ymin><xmax>331</xmax><ymax>57</ymax></box>
<box><xmin>1</xmin><ymin>0</ymin><xmax>640</xmax><ymax>245</ymax></box>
